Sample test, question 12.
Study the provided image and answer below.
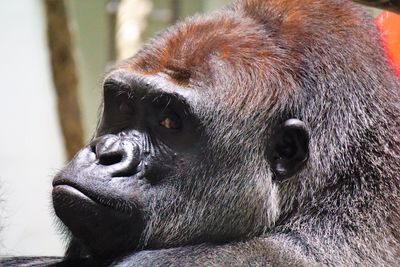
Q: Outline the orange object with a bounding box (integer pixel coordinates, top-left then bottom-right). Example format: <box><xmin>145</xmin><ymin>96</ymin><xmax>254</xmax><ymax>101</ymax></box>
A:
<box><xmin>376</xmin><ymin>11</ymin><xmax>400</xmax><ymax>77</ymax></box>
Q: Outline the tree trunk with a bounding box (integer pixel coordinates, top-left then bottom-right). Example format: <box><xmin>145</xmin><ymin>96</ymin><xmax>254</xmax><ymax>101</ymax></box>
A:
<box><xmin>44</xmin><ymin>0</ymin><xmax>84</xmax><ymax>160</ymax></box>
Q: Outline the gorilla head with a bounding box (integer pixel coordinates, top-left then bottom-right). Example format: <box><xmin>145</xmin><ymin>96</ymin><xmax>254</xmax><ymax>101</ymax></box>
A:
<box><xmin>52</xmin><ymin>40</ymin><xmax>308</xmax><ymax>257</ymax></box>
<box><xmin>52</xmin><ymin>0</ymin><xmax>400</xmax><ymax>264</ymax></box>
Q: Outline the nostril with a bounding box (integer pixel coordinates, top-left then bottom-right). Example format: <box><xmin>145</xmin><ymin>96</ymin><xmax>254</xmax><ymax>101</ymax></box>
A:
<box><xmin>99</xmin><ymin>152</ymin><xmax>123</xmax><ymax>166</ymax></box>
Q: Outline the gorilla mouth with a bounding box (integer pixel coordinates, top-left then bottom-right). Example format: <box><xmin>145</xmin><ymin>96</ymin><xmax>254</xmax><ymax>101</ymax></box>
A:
<box><xmin>53</xmin><ymin>181</ymin><xmax>145</xmax><ymax>257</ymax></box>
<box><xmin>53</xmin><ymin>181</ymin><xmax>134</xmax><ymax>214</ymax></box>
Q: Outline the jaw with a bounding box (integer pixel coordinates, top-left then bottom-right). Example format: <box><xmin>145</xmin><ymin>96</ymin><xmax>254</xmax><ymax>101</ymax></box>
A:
<box><xmin>52</xmin><ymin>185</ymin><xmax>145</xmax><ymax>258</ymax></box>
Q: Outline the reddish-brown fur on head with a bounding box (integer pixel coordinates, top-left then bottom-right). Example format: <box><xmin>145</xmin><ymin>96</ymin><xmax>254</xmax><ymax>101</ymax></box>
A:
<box><xmin>129</xmin><ymin>15</ymin><xmax>272</xmax><ymax>85</ymax></box>
<box><xmin>114</xmin><ymin>0</ymin><xmax>376</xmax><ymax>115</ymax></box>
<box><xmin>122</xmin><ymin>0</ymin><xmax>362</xmax><ymax>84</ymax></box>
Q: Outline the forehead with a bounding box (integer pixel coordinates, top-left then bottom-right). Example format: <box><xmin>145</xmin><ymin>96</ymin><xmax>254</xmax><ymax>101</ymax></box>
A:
<box><xmin>118</xmin><ymin>12</ymin><xmax>272</xmax><ymax>87</ymax></box>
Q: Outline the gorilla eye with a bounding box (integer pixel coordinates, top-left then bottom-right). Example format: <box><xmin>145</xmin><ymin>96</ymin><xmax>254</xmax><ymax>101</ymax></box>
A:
<box><xmin>160</xmin><ymin>115</ymin><xmax>181</xmax><ymax>130</ymax></box>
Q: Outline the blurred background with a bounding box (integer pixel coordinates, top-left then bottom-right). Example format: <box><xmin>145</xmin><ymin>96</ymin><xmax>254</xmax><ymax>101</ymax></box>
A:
<box><xmin>0</xmin><ymin>0</ymin><xmax>385</xmax><ymax>257</ymax></box>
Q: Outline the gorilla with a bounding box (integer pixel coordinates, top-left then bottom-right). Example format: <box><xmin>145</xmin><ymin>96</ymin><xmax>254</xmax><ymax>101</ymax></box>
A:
<box><xmin>2</xmin><ymin>0</ymin><xmax>400</xmax><ymax>266</ymax></box>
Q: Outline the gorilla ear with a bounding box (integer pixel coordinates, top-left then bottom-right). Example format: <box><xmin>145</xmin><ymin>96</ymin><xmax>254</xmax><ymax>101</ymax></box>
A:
<box><xmin>268</xmin><ymin>119</ymin><xmax>309</xmax><ymax>181</ymax></box>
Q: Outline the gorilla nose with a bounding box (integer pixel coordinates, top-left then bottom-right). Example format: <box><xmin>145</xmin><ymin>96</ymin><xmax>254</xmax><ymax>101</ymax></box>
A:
<box><xmin>93</xmin><ymin>135</ymin><xmax>141</xmax><ymax>177</ymax></box>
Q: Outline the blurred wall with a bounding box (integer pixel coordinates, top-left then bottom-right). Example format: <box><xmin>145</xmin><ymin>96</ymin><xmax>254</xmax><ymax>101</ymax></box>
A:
<box><xmin>0</xmin><ymin>0</ymin><xmax>65</xmax><ymax>256</ymax></box>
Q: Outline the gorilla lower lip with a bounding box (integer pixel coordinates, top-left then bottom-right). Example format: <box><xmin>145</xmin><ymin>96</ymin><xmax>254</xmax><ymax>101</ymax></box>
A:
<box><xmin>53</xmin><ymin>184</ymin><xmax>133</xmax><ymax>213</ymax></box>
<box><xmin>53</xmin><ymin>185</ymin><xmax>95</xmax><ymax>203</ymax></box>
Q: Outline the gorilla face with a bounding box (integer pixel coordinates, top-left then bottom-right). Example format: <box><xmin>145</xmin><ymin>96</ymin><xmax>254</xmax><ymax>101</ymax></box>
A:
<box><xmin>52</xmin><ymin>8</ymin><xmax>309</xmax><ymax>259</ymax></box>
<box><xmin>53</xmin><ymin>74</ymin><xmax>203</xmax><ymax>256</ymax></box>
